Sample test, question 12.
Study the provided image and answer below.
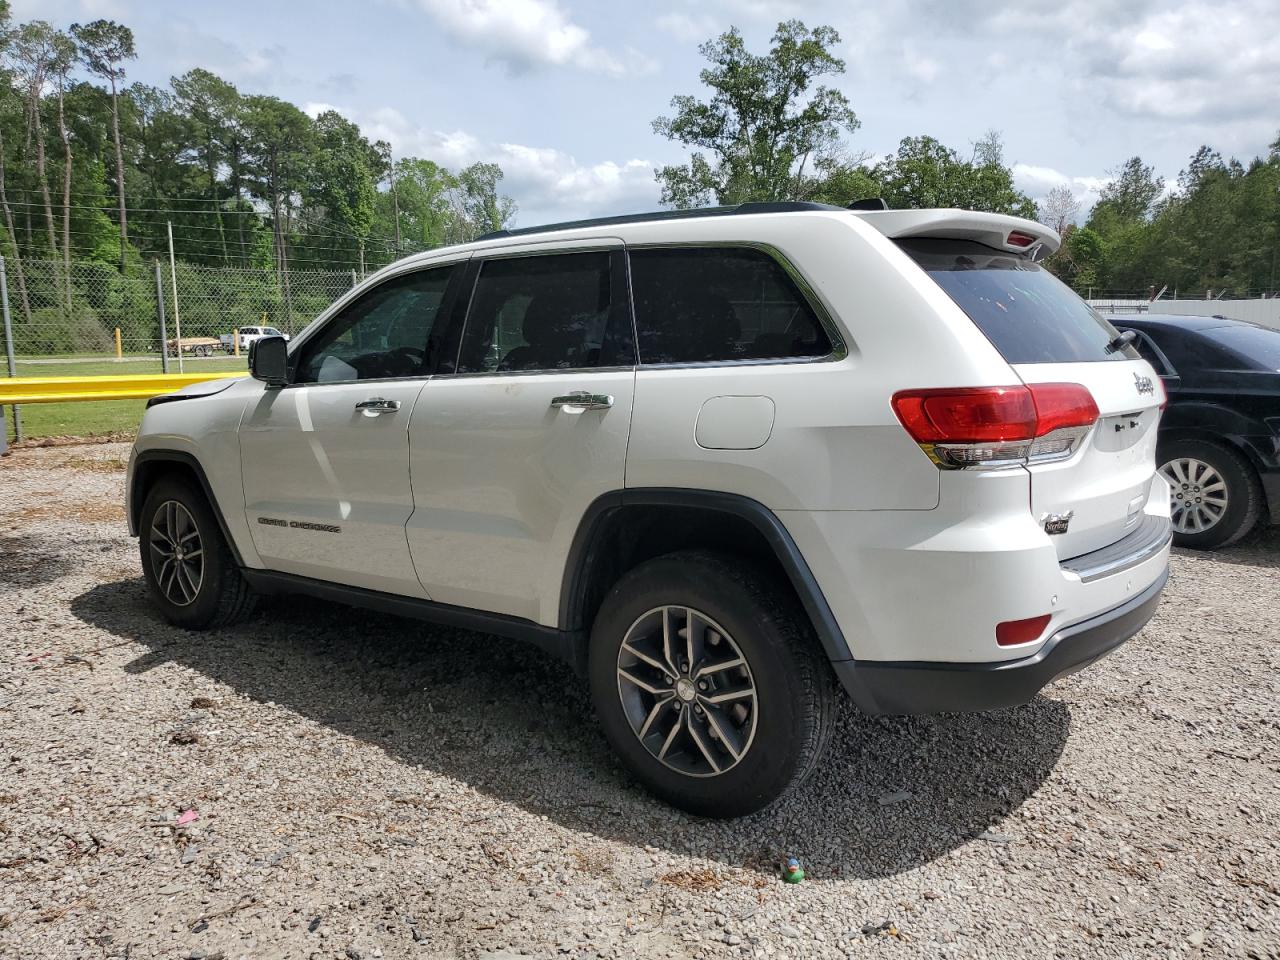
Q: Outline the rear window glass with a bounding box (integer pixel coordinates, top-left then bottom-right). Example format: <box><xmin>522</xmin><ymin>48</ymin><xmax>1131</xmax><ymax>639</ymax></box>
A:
<box><xmin>629</xmin><ymin>247</ymin><xmax>833</xmax><ymax>364</ymax></box>
<box><xmin>899</xmin><ymin>239</ymin><xmax>1138</xmax><ymax>364</ymax></box>
<box><xmin>1201</xmin><ymin>324</ymin><xmax>1280</xmax><ymax>372</ymax></box>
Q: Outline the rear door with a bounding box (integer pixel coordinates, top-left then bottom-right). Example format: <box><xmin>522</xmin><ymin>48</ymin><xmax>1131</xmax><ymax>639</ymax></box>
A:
<box><xmin>901</xmin><ymin>239</ymin><xmax>1163</xmax><ymax>558</ymax></box>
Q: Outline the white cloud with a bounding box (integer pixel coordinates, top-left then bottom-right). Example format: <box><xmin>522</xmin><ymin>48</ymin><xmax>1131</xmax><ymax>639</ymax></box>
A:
<box><xmin>412</xmin><ymin>0</ymin><xmax>650</xmax><ymax>75</ymax></box>
<box><xmin>316</xmin><ymin>104</ymin><xmax>659</xmax><ymax>225</ymax></box>
<box><xmin>1012</xmin><ymin>163</ymin><xmax>1111</xmax><ymax>216</ymax></box>
<box><xmin>656</xmin><ymin>12</ymin><xmax>718</xmax><ymax>43</ymax></box>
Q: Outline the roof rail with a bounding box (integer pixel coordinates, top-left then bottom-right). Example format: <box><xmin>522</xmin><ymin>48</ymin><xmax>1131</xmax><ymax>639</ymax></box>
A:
<box><xmin>475</xmin><ymin>200</ymin><xmax>846</xmax><ymax>241</ymax></box>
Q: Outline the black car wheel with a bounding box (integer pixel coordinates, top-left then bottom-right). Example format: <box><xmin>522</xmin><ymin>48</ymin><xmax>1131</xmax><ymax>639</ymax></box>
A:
<box><xmin>140</xmin><ymin>476</ymin><xmax>256</xmax><ymax>629</ymax></box>
<box><xmin>588</xmin><ymin>551</ymin><xmax>836</xmax><ymax>818</ymax></box>
<box><xmin>1158</xmin><ymin>439</ymin><xmax>1262</xmax><ymax>549</ymax></box>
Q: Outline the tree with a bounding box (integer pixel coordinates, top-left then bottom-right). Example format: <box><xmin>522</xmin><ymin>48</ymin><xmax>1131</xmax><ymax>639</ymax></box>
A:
<box><xmin>871</xmin><ymin>135</ymin><xmax>1036</xmax><ymax>217</ymax></box>
<box><xmin>50</xmin><ymin>28</ymin><xmax>76</xmax><ymax>307</ymax></box>
<box><xmin>70</xmin><ymin>19</ymin><xmax>135</xmax><ymax>273</ymax></box>
<box><xmin>307</xmin><ymin>110</ymin><xmax>378</xmax><ymax>273</ymax></box>
<box><xmin>450</xmin><ymin>162</ymin><xmax>516</xmax><ymax>240</ymax></box>
<box><xmin>242</xmin><ymin>95</ymin><xmax>313</xmax><ymax>318</ymax></box>
<box><xmin>11</xmin><ymin>20</ymin><xmax>59</xmax><ymax>254</ymax></box>
<box><xmin>1038</xmin><ymin>185</ymin><xmax>1080</xmax><ymax>235</ymax></box>
<box><xmin>652</xmin><ymin>20</ymin><xmax>858</xmax><ymax>206</ymax></box>
<box><xmin>1091</xmin><ymin>156</ymin><xmax>1163</xmax><ymax>225</ymax></box>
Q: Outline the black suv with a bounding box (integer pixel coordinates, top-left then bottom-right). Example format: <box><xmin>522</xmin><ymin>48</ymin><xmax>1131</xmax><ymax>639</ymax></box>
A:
<box><xmin>1110</xmin><ymin>313</ymin><xmax>1280</xmax><ymax>548</ymax></box>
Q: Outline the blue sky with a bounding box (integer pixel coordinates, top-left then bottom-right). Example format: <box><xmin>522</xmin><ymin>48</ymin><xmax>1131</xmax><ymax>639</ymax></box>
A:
<box><xmin>22</xmin><ymin>0</ymin><xmax>1280</xmax><ymax>228</ymax></box>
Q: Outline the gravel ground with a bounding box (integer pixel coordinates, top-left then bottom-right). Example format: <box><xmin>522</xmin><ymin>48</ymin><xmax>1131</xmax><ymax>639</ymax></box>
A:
<box><xmin>1</xmin><ymin>442</ymin><xmax>1278</xmax><ymax>960</ymax></box>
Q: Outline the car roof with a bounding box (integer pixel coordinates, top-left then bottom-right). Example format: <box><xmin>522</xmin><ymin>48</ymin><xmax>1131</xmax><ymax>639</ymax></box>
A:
<box><xmin>1107</xmin><ymin>313</ymin><xmax>1261</xmax><ymax>333</ymax></box>
<box><xmin>381</xmin><ymin>203</ymin><xmax>1059</xmax><ymax>275</ymax></box>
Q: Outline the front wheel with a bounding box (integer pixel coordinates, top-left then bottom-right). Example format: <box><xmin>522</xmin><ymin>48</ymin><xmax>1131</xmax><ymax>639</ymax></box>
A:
<box><xmin>140</xmin><ymin>476</ymin><xmax>256</xmax><ymax>629</ymax></box>
<box><xmin>588</xmin><ymin>551</ymin><xmax>836</xmax><ymax>818</ymax></box>
<box><xmin>1158</xmin><ymin>439</ymin><xmax>1262</xmax><ymax>550</ymax></box>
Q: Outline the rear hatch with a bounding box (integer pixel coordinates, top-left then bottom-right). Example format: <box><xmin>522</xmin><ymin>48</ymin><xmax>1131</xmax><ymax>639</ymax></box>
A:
<box><xmin>899</xmin><ymin>237</ymin><xmax>1163</xmax><ymax>559</ymax></box>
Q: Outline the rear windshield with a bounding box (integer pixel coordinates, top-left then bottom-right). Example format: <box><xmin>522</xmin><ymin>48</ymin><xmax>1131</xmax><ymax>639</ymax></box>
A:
<box><xmin>899</xmin><ymin>239</ymin><xmax>1138</xmax><ymax>364</ymax></box>
<box><xmin>1202</xmin><ymin>324</ymin><xmax>1280</xmax><ymax>372</ymax></box>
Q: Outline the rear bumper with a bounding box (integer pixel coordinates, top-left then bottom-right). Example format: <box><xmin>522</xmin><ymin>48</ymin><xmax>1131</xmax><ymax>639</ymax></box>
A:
<box><xmin>836</xmin><ymin>566</ymin><xmax>1168</xmax><ymax>715</ymax></box>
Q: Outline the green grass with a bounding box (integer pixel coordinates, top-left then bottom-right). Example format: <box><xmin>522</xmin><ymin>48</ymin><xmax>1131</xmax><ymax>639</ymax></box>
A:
<box><xmin>5</xmin><ymin>355</ymin><xmax>248</xmax><ymax>441</ymax></box>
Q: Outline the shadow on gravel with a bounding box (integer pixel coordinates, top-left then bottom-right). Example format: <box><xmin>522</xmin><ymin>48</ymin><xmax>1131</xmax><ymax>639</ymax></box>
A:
<box><xmin>1179</xmin><ymin>523</ymin><xmax>1280</xmax><ymax>570</ymax></box>
<box><xmin>0</xmin><ymin>534</ymin><xmax>75</xmax><ymax>587</ymax></box>
<box><xmin>73</xmin><ymin>577</ymin><xmax>1069</xmax><ymax>880</ymax></box>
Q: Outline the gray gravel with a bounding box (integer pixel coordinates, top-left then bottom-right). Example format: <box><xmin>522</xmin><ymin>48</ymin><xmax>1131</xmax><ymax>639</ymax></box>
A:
<box><xmin>1</xmin><ymin>442</ymin><xmax>1278</xmax><ymax>959</ymax></box>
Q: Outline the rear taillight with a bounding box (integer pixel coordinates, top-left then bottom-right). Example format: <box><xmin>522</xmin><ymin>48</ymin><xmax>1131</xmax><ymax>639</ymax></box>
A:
<box><xmin>1006</xmin><ymin>230</ymin><xmax>1037</xmax><ymax>248</ymax></box>
<box><xmin>891</xmin><ymin>383</ymin><xmax>1098</xmax><ymax>470</ymax></box>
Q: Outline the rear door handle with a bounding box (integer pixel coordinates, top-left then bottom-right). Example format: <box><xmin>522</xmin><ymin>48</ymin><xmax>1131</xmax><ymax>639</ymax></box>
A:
<box><xmin>550</xmin><ymin>391</ymin><xmax>613</xmax><ymax>411</ymax></box>
<box><xmin>355</xmin><ymin>397</ymin><xmax>401</xmax><ymax>414</ymax></box>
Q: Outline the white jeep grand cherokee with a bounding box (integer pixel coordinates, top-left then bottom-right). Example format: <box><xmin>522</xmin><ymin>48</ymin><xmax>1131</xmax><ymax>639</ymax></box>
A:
<box><xmin>127</xmin><ymin>202</ymin><xmax>1171</xmax><ymax>817</ymax></box>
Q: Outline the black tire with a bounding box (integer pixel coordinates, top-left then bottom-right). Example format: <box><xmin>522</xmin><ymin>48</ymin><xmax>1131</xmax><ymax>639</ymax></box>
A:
<box><xmin>139</xmin><ymin>475</ymin><xmax>256</xmax><ymax>629</ymax></box>
<box><xmin>1159</xmin><ymin>438</ymin><xmax>1262</xmax><ymax>550</ymax></box>
<box><xmin>588</xmin><ymin>550</ymin><xmax>837</xmax><ymax>818</ymax></box>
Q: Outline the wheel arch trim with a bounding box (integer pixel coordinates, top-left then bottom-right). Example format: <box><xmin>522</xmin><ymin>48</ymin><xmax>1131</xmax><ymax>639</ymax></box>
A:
<box><xmin>129</xmin><ymin>449</ymin><xmax>245</xmax><ymax>567</ymax></box>
<box><xmin>559</xmin><ymin>488</ymin><xmax>854</xmax><ymax>665</ymax></box>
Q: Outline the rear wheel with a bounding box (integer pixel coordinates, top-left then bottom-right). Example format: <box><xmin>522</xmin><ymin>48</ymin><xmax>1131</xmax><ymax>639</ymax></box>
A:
<box><xmin>140</xmin><ymin>476</ymin><xmax>255</xmax><ymax>629</ymax></box>
<box><xmin>1158</xmin><ymin>439</ymin><xmax>1262</xmax><ymax>549</ymax></box>
<box><xmin>588</xmin><ymin>551</ymin><xmax>836</xmax><ymax>818</ymax></box>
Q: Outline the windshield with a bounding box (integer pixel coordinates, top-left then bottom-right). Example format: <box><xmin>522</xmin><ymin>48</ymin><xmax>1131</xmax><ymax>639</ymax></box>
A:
<box><xmin>1203</xmin><ymin>324</ymin><xmax>1280</xmax><ymax>372</ymax></box>
<box><xmin>898</xmin><ymin>239</ymin><xmax>1139</xmax><ymax>364</ymax></box>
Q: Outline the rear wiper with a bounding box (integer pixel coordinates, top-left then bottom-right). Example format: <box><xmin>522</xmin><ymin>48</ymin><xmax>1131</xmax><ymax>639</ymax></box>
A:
<box><xmin>1105</xmin><ymin>329</ymin><xmax>1137</xmax><ymax>354</ymax></box>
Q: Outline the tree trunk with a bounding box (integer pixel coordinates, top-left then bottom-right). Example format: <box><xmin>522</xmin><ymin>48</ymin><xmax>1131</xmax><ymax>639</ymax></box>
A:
<box><xmin>31</xmin><ymin>99</ymin><xmax>58</xmax><ymax>256</ymax></box>
<box><xmin>0</xmin><ymin>126</ymin><xmax>33</xmax><ymax>323</ymax></box>
<box><xmin>110</xmin><ymin>77</ymin><xmax>128</xmax><ymax>274</ymax></box>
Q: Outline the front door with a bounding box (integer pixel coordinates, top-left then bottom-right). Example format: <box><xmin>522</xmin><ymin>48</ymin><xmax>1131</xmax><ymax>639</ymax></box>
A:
<box><xmin>406</xmin><ymin>243</ymin><xmax>636</xmax><ymax>625</ymax></box>
<box><xmin>239</xmin><ymin>260</ymin><xmax>464</xmax><ymax>596</ymax></box>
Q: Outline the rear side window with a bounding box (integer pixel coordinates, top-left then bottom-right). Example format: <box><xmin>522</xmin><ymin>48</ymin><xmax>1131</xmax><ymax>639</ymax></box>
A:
<box><xmin>629</xmin><ymin>247</ymin><xmax>833</xmax><ymax>364</ymax></box>
<box><xmin>457</xmin><ymin>251</ymin><xmax>632</xmax><ymax>374</ymax></box>
<box><xmin>1201</xmin><ymin>324</ymin><xmax>1280</xmax><ymax>372</ymax></box>
<box><xmin>899</xmin><ymin>239</ymin><xmax>1138</xmax><ymax>364</ymax></box>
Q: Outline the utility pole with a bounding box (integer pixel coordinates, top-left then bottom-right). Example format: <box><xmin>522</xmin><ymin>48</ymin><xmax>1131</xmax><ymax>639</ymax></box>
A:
<box><xmin>167</xmin><ymin>221</ymin><xmax>184</xmax><ymax>373</ymax></box>
<box><xmin>155</xmin><ymin>261</ymin><xmax>170</xmax><ymax>374</ymax></box>
<box><xmin>389</xmin><ymin>154</ymin><xmax>402</xmax><ymax>258</ymax></box>
<box><xmin>1</xmin><ymin>256</ymin><xmax>21</xmax><ymax>442</ymax></box>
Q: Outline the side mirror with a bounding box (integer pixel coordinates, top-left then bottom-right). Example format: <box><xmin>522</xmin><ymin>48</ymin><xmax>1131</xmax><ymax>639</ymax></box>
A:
<box><xmin>249</xmin><ymin>335</ymin><xmax>289</xmax><ymax>387</ymax></box>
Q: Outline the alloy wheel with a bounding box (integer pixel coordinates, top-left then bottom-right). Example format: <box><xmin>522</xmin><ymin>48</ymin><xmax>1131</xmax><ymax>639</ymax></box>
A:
<box><xmin>1160</xmin><ymin>457</ymin><xmax>1228</xmax><ymax>534</ymax></box>
<box><xmin>616</xmin><ymin>606</ymin><xmax>758</xmax><ymax>778</ymax></box>
<box><xmin>149</xmin><ymin>500</ymin><xmax>205</xmax><ymax>606</ymax></box>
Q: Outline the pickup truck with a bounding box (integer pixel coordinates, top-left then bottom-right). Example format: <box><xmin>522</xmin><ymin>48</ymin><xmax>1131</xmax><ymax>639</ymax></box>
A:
<box><xmin>220</xmin><ymin>326</ymin><xmax>289</xmax><ymax>353</ymax></box>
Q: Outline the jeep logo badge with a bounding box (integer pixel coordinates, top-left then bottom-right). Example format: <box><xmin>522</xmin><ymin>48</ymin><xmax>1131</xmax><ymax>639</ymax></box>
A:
<box><xmin>1041</xmin><ymin>511</ymin><xmax>1073</xmax><ymax>535</ymax></box>
<box><xmin>1133</xmin><ymin>372</ymin><xmax>1154</xmax><ymax>396</ymax></box>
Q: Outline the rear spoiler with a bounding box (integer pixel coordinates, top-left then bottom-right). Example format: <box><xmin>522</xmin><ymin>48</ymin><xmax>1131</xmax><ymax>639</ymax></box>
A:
<box><xmin>849</xmin><ymin>208</ymin><xmax>1061</xmax><ymax>257</ymax></box>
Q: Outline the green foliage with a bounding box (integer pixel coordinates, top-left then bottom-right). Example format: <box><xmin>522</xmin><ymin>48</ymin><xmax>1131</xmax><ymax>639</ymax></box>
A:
<box><xmin>870</xmin><ymin>134</ymin><xmax>1036</xmax><ymax>217</ymax></box>
<box><xmin>16</xmin><ymin>303</ymin><xmax>111</xmax><ymax>353</ymax></box>
<box><xmin>0</xmin><ymin>10</ymin><xmax>516</xmax><ymax>284</ymax></box>
<box><xmin>652</xmin><ymin>20</ymin><xmax>858</xmax><ymax>206</ymax></box>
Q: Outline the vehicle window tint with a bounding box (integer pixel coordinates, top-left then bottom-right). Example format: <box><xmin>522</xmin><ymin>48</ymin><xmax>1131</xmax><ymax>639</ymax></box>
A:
<box><xmin>899</xmin><ymin>239</ymin><xmax>1139</xmax><ymax>364</ymax></box>
<box><xmin>1151</xmin><ymin>327</ymin><xmax>1238</xmax><ymax>373</ymax></box>
<box><xmin>1201</xmin><ymin>324</ymin><xmax>1280</xmax><ymax>372</ymax></box>
<box><xmin>457</xmin><ymin>251</ymin><xmax>630</xmax><ymax>374</ymax></box>
<box><xmin>295</xmin><ymin>266</ymin><xmax>455</xmax><ymax>383</ymax></box>
<box><xmin>629</xmin><ymin>247</ymin><xmax>832</xmax><ymax>364</ymax></box>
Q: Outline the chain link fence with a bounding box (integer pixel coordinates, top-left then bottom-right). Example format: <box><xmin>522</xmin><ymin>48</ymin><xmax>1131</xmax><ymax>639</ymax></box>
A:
<box><xmin>2</xmin><ymin>257</ymin><xmax>357</xmax><ymax>364</ymax></box>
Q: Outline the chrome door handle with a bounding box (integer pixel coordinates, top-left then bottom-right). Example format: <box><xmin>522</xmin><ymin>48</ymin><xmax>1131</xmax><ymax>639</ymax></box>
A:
<box><xmin>550</xmin><ymin>391</ymin><xmax>613</xmax><ymax>410</ymax></box>
<box><xmin>355</xmin><ymin>397</ymin><xmax>401</xmax><ymax>414</ymax></box>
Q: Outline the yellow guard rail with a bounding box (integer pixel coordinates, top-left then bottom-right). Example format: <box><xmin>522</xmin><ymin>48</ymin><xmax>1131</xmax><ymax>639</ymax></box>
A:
<box><xmin>0</xmin><ymin>371</ymin><xmax>248</xmax><ymax>405</ymax></box>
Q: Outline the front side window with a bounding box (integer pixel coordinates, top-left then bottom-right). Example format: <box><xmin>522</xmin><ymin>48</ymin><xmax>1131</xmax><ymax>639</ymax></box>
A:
<box><xmin>294</xmin><ymin>265</ymin><xmax>456</xmax><ymax>383</ymax></box>
<box><xmin>629</xmin><ymin>246</ymin><xmax>833</xmax><ymax>364</ymax></box>
<box><xmin>456</xmin><ymin>251</ymin><xmax>630</xmax><ymax>374</ymax></box>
